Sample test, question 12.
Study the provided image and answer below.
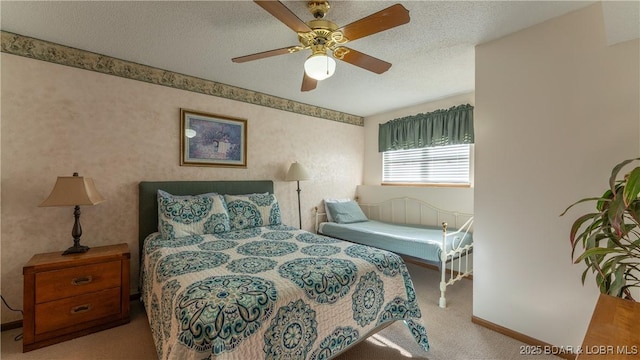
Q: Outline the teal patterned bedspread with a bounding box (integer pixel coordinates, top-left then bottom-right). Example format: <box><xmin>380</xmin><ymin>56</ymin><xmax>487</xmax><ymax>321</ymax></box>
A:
<box><xmin>140</xmin><ymin>224</ymin><xmax>429</xmax><ymax>360</ymax></box>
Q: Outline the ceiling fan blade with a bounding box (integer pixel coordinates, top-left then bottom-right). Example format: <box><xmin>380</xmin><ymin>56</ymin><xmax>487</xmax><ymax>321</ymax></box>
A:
<box><xmin>335</xmin><ymin>47</ymin><xmax>391</xmax><ymax>74</ymax></box>
<box><xmin>338</xmin><ymin>4</ymin><xmax>410</xmax><ymax>42</ymax></box>
<box><xmin>254</xmin><ymin>0</ymin><xmax>312</xmax><ymax>33</ymax></box>
<box><xmin>301</xmin><ymin>72</ymin><xmax>317</xmax><ymax>92</ymax></box>
<box><xmin>232</xmin><ymin>46</ymin><xmax>300</xmax><ymax>63</ymax></box>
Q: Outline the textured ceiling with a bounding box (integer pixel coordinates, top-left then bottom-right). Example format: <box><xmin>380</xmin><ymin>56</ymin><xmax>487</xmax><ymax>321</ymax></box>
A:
<box><xmin>2</xmin><ymin>1</ymin><xmax>637</xmax><ymax>117</ymax></box>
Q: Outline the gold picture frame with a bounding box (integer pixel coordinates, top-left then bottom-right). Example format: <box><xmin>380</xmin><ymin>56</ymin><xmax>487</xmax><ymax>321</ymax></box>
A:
<box><xmin>180</xmin><ymin>109</ymin><xmax>247</xmax><ymax>167</ymax></box>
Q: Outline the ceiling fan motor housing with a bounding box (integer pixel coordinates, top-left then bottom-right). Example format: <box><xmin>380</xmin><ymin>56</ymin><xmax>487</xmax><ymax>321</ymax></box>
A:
<box><xmin>299</xmin><ymin>20</ymin><xmax>340</xmax><ymax>47</ymax></box>
<box><xmin>307</xmin><ymin>1</ymin><xmax>330</xmax><ymax>19</ymax></box>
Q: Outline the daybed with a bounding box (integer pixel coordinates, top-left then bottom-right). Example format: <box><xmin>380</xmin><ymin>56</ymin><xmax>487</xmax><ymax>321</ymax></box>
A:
<box><xmin>138</xmin><ymin>180</ymin><xmax>429</xmax><ymax>360</ymax></box>
<box><xmin>316</xmin><ymin>197</ymin><xmax>473</xmax><ymax>308</ymax></box>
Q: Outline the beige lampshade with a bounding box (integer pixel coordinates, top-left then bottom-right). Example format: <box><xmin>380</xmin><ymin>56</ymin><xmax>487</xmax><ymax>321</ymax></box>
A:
<box><xmin>286</xmin><ymin>162</ymin><xmax>310</xmax><ymax>181</ymax></box>
<box><xmin>40</xmin><ymin>174</ymin><xmax>106</xmax><ymax>207</ymax></box>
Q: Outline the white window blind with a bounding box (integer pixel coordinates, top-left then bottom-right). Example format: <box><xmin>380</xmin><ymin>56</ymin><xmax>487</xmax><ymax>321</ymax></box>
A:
<box><xmin>382</xmin><ymin>144</ymin><xmax>471</xmax><ymax>184</ymax></box>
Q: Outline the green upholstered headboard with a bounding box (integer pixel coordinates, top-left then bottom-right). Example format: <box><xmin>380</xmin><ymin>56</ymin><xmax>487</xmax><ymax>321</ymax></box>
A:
<box><xmin>138</xmin><ymin>180</ymin><xmax>274</xmax><ymax>253</ymax></box>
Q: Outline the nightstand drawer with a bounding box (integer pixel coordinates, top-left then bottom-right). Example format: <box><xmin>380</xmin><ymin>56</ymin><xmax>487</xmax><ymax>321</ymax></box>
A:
<box><xmin>34</xmin><ymin>287</ymin><xmax>121</xmax><ymax>335</ymax></box>
<box><xmin>35</xmin><ymin>260</ymin><xmax>121</xmax><ymax>303</ymax></box>
<box><xmin>23</xmin><ymin>243</ymin><xmax>130</xmax><ymax>352</ymax></box>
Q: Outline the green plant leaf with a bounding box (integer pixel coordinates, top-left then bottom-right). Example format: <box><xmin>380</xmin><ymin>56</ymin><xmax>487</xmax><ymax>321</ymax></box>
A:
<box><xmin>560</xmin><ymin>197</ymin><xmax>609</xmax><ymax>217</ymax></box>
<box><xmin>608</xmin><ymin>188</ymin><xmax>626</xmax><ymax>235</ymax></box>
<box><xmin>609</xmin><ymin>264</ymin><xmax>626</xmax><ymax>297</ymax></box>
<box><xmin>609</xmin><ymin>158</ymin><xmax>640</xmax><ymax>191</ymax></box>
<box><xmin>576</xmin><ymin>220</ymin><xmax>605</xmax><ymax>247</ymax></box>
<box><xmin>597</xmin><ymin>190</ymin><xmax>615</xmax><ymax>212</ymax></box>
<box><xmin>595</xmin><ymin>270</ymin><xmax>611</xmax><ymax>293</ymax></box>
<box><xmin>575</xmin><ymin>247</ymin><xmax>620</xmax><ymax>263</ymax></box>
<box><xmin>581</xmin><ymin>268</ymin><xmax>589</xmax><ymax>284</ymax></box>
<box><xmin>569</xmin><ymin>212</ymin><xmax>601</xmax><ymax>245</ymax></box>
<box><xmin>624</xmin><ymin>167</ymin><xmax>640</xmax><ymax>206</ymax></box>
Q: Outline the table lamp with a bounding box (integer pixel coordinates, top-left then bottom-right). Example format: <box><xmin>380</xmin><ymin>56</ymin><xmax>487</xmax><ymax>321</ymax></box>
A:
<box><xmin>40</xmin><ymin>172</ymin><xmax>105</xmax><ymax>255</ymax></box>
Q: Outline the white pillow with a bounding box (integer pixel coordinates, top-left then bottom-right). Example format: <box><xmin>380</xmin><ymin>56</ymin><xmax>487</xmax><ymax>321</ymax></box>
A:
<box><xmin>323</xmin><ymin>198</ymin><xmax>352</xmax><ymax>222</ymax></box>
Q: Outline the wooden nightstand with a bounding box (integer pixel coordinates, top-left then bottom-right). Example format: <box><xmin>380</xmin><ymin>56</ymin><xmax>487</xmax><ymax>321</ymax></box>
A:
<box><xmin>22</xmin><ymin>243</ymin><xmax>130</xmax><ymax>352</ymax></box>
<box><xmin>578</xmin><ymin>293</ymin><xmax>640</xmax><ymax>359</ymax></box>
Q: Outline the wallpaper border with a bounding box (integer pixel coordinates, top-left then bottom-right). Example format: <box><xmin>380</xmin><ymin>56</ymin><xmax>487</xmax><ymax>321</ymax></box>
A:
<box><xmin>1</xmin><ymin>31</ymin><xmax>364</xmax><ymax>126</ymax></box>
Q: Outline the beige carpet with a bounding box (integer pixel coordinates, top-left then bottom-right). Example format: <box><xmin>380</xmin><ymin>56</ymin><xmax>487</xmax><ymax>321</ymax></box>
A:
<box><xmin>1</xmin><ymin>263</ymin><xmax>559</xmax><ymax>360</ymax></box>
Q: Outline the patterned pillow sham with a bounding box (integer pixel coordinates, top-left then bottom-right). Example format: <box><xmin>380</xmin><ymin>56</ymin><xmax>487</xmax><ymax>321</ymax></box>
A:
<box><xmin>224</xmin><ymin>193</ymin><xmax>282</xmax><ymax>230</ymax></box>
<box><xmin>157</xmin><ymin>190</ymin><xmax>230</xmax><ymax>239</ymax></box>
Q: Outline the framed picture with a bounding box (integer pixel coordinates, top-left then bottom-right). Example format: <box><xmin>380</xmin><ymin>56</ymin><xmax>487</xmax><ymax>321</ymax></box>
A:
<box><xmin>180</xmin><ymin>109</ymin><xmax>247</xmax><ymax>167</ymax></box>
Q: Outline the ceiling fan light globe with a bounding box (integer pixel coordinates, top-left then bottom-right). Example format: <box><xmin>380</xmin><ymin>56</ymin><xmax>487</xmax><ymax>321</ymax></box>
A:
<box><xmin>304</xmin><ymin>54</ymin><xmax>336</xmax><ymax>81</ymax></box>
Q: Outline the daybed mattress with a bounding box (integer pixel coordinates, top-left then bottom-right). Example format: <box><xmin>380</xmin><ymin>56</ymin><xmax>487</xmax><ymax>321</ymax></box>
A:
<box><xmin>140</xmin><ymin>224</ymin><xmax>429</xmax><ymax>360</ymax></box>
<box><xmin>318</xmin><ymin>220</ymin><xmax>472</xmax><ymax>263</ymax></box>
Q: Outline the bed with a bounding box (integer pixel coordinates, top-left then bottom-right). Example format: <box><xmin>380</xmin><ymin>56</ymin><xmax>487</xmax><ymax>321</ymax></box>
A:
<box><xmin>138</xmin><ymin>181</ymin><xmax>429</xmax><ymax>360</ymax></box>
<box><xmin>315</xmin><ymin>197</ymin><xmax>473</xmax><ymax>308</ymax></box>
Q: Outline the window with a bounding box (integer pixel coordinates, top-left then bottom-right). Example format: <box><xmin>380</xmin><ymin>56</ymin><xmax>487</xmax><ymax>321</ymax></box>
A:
<box><xmin>382</xmin><ymin>144</ymin><xmax>471</xmax><ymax>185</ymax></box>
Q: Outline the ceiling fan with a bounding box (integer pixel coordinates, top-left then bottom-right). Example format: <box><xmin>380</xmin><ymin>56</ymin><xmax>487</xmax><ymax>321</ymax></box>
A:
<box><xmin>232</xmin><ymin>1</ymin><xmax>410</xmax><ymax>92</ymax></box>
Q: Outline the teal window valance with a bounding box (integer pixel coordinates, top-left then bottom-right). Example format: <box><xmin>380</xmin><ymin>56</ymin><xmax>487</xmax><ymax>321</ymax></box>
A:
<box><xmin>378</xmin><ymin>104</ymin><xmax>474</xmax><ymax>152</ymax></box>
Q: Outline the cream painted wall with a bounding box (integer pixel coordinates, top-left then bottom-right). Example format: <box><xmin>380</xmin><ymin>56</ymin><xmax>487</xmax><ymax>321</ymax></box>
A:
<box><xmin>0</xmin><ymin>54</ymin><xmax>364</xmax><ymax>323</ymax></box>
<box><xmin>361</xmin><ymin>93</ymin><xmax>475</xmax><ymax>210</ymax></box>
<box><xmin>474</xmin><ymin>2</ymin><xmax>639</xmax><ymax>349</ymax></box>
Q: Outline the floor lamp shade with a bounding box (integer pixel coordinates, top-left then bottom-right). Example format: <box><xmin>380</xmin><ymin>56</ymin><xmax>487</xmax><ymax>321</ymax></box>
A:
<box><xmin>286</xmin><ymin>162</ymin><xmax>310</xmax><ymax>229</ymax></box>
<box><xmin>40</xmin><ymin>173</ymin><xmax>106</xmax><ymax>255</ymax></box>
<box><xmin>286</xmin><ymin>162</ymin><xmax>310</xmax><ymax>181</ymax></box>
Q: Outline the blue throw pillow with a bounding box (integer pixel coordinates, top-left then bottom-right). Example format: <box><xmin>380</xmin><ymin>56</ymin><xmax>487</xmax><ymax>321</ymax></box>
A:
<box><xmin>326</xmin><ymin>200</ymin><xmax>368</xmax><ymax>224</ymax></box>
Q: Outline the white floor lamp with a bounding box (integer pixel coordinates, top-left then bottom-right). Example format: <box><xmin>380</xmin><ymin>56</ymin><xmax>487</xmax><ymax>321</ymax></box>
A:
<box><xmin>286</xmin><ymin>162</ymin><xmax>310</xmax><ymax>229</ymax></box>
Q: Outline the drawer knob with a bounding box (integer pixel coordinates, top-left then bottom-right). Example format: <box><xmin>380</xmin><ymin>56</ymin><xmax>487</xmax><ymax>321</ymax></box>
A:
<box><xmin>71</xmin><ymin>276</ymin><xmax>93</xmax><ymax>286</ymax></box>
<box><xmin>70</xmin><ymin>304</ymin><xmax>92</xmax><ymax>314</ymax></box>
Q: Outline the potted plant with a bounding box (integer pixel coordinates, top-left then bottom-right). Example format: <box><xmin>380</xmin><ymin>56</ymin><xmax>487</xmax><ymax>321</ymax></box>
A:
<box><xmin>561</xmin><ymin>158</ymin><xmax>640</xmax><ymax>301</ymax></box>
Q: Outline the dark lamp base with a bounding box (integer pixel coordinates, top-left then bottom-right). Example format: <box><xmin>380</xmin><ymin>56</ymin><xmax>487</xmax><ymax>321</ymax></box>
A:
<box><xmin>63</xmin><ymin>244</ymin><xmax>90</xmax><ymax>255</ymax></box>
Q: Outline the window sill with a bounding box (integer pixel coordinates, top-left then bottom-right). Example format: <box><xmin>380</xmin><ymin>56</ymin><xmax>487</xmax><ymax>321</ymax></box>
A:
<box><xmin>381</xmin><ymin>182</ymin><xmax>472</xmax><ymax>188</ymax></box>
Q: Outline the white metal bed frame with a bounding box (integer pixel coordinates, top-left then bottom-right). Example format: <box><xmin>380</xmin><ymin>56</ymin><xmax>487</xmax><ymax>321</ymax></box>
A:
<box><xmin>315</xmin><ymin>197</ymin><xmax>473</xmax><ymax>308</ymax></box>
